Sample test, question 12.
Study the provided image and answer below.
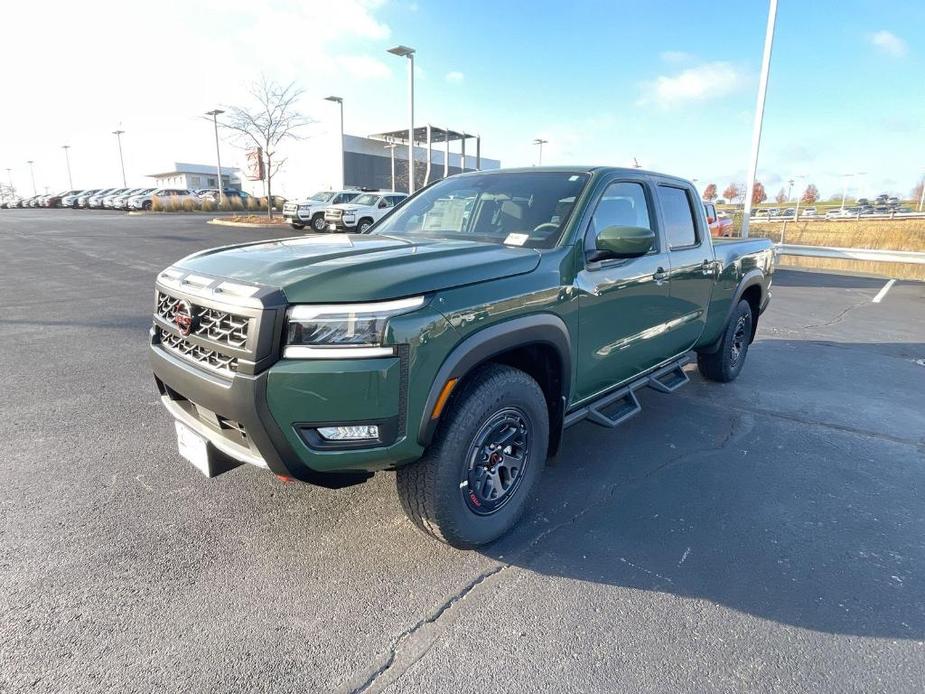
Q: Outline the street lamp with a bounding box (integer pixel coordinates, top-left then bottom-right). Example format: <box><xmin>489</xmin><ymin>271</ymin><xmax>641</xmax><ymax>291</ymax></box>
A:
<box><xmin>532</xmin><ymin>138</ymin><xmax>548</xmax><ymax>166</ymax></box>
<box><xmin>26</xmin><ymin>160</ymin><xmax>36</xmax><ymax>195</ymax></box>
<box><xmin>62</xmin><ymin>145</ymin><xmax>73</xmax><ymax>190</ymax></box>
<box><xmin>384</xmin><ymin>142</ymin><xmax>398</xmax><ymax>191</ymax></box>
<box><xmin>741</xmin><ymin>0</ymin><xmax>778</xmax><ymax>239</ymax></box>
<box><xmin>387</xmin><ymin>45</ymin><xmax>416</xmax><ymax>194</ymax></box>
<box><xmin>324</xmin><ymin>96</ymin><xmax>345</xmax><ymax>190</ymax></box>
<box><xmin>205</xmin><ymin>109</ymin><xmax>225</xmax><ymax>203</ymax></box>
<box><xmin>112</xmin><ymin>129</ymin><xmax>127</xmax><ymax>187</ymax></box>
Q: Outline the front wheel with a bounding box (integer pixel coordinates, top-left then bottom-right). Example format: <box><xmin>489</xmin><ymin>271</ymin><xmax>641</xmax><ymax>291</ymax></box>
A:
<box><xmin>311</xmin><ymin>214</ymin><xmax>326</xmax><ymax>232</ymax></box>
<box><xmin>357</xmin><ymin>218</ymin><xmax>373</xmax><ymax>234</ymax></box>
<box><xmin>697</xmin><ymin>299</ymin><xmax>754</xmax><ymax>382</ymax></box>
<box><xmin>396</xmin><ymin>364</ymin><xmax>549</xmax><ymax>548</ymax></box>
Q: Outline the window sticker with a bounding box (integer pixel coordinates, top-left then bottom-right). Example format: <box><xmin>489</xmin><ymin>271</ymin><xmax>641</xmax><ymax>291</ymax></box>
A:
<box><xmin>504</xmin><ymin>233</ymin><xmax>529</xmax><ymax>246</ymax></box>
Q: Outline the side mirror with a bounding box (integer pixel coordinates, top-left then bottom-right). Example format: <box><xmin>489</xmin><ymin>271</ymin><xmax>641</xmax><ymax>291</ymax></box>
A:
<box><xmin>706</xmin><ymin>216</ymin><xmax>715</xmax><ymax>224</ymax></box>
<box><xmin>378</xmin><ymin>200</ymin><xmax>388</xmax><ymax>208</ymax></box>
<box><xmin>594</xmin><ymin>225</ymin><xmax>655</xmax><ymax>260</ymax></box>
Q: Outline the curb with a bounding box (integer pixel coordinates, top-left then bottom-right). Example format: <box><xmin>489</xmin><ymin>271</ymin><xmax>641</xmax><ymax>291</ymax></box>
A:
<box><xmin>207</xmin><ymin>219</ymin><xmax>288</xmax><ymax>229</ymax></box>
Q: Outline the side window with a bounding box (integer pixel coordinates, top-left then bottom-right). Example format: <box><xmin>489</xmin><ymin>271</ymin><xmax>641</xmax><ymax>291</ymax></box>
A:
<box><xmin>660</xmin><ymin>186</ymin><xmax>699</xmax><ymax>248</ymax></box>
<box><xmin>705</xmin><ymin>203</ymin><xmax>715</xmax><ymax>220</ymax></box>
<box><xmin>589</xmin><ymin>181</ymin><xmax>653</xmax><ymax>237</ymax></box>
<box><xmin>378</xmin><ymin>196</ymin><xmax>391</xmax><ymax>208</ymax></box>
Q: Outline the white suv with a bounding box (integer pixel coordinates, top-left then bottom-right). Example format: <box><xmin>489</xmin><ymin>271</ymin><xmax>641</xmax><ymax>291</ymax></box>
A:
<box><xmin>282</xmin><ymin>189</ymin><xmax>362</xmax><ymax>231</ymax></box>
<box><xmin>324</xmin><ymin>191</ymin><xmax>408</xmax><ymax>233</ymax></box>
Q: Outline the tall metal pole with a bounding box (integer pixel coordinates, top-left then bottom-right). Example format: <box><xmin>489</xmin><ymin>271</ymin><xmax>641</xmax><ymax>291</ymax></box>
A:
<box><xmin>385</xmin><ymin>143</ymin><xmax>397</xmax><ymax>191</ymax></box>
<box><xmin>741</xmin><ymin>0</ymin><xmax>778</xmax><ymax>239</ymax></box>
<box><xmin>918</xmin><ymin>176</ymin><xmax>925</xmax><ymax>212</ymax></box>
<box><xmin>206</xmin><ymin>109</ymin><xmax>226</xmax><ymax>203</ymax></box>
<box><xmin>62</xmin><ymin>146</ymin><xmax>73</xmax><ymax>189</ymax></box>
<box><xmin>533</xmin><ymin>138</ymin><xmax>548</xmax><ymax>166</ymax></box>
<box><xmin>26</xmin><ymin>160</ymin><xmax>36</xmax><ymax>195</ymax></box>
<box><xmin>112</xmin><ymin>129</ymin><xmax>127</xmax><ymax>187</ymax></box>
<box><xmin>408</xmin><ymin>54</ymin><xmax>415</xmax><ymax>193</ymax></box>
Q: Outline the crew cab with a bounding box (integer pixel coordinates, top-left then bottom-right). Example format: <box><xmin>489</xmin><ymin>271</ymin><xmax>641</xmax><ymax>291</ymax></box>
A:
<box><xmin>324</xmin><ymin>191</ymin><xmax>408</xmax><ymax>233</ymax></box>
<box><xmin>704</xmin><ymin>201</ymin><xmax>733</xmax><ymax>237</ymax></box>
<box><xmin>150</xmin><ymin>167</ymin><xmax>774</xmax><ymax>547</ymax></box>
<box><xmin>282</xmin><ymin>189</ymin><xmax>362</xmax><ymax>231</ymax></box>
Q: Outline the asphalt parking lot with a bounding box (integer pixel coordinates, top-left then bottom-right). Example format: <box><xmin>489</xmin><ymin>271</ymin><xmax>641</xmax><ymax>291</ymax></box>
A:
<box><xmin>2</xmin><ymin>209</ymin><xmax>923</xmax><ymax>693</ymax></box>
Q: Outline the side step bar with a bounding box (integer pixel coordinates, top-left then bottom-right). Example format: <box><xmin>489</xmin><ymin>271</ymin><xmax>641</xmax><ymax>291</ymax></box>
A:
<box><xmin>564</xmin><ymin>356</ymin><xmax>691</xmax><ymax>429</ymax></box>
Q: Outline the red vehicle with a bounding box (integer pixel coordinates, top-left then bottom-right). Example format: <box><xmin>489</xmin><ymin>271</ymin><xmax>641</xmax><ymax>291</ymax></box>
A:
<box><xmin>704</xmin><ymin>202</ymin><xmax>733</xmax><ymax>237</ymax></box>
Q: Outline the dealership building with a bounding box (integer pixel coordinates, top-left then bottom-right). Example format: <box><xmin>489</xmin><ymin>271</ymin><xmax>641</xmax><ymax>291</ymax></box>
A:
<box><xmin>342</xmin><ymin>127</ymin><xmax>499</xmax><ymax>191</ymax></box>
<box><xmin>146</xmin><ymin>163</ymin><xmax>242</xmax><ymax>191</ymax></box>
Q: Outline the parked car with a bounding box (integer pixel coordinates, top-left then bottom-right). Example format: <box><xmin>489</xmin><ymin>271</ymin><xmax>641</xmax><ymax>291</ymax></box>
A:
<box><xmin>150</xmin><ymin>166</ymin><xmax>775</xmax><ymax>547</ymax></box>
<box><xmin>704</xmin><ymin>202</ymin><xmax>733</xmax><ymax>237</ymax></box>
<box><xmin>196</xmin><ymin>188</ymin><xmax>252</xmax><ymax>204</ymax></box>
<box><xmin>780</xmin><ymin>207</ymin><xmax>796</xmax><ymax>218</ymax></box>
<box><xmin>100</xmin><ymin>188</ymin><xmax>132</xmax><ymax>208</ymax></box>
<box><xmin>128</xmin><ymin>188</ymin><xmax>200</xmax><ymax>210</ymax></box>
<box><xmin>87</xmin><ymin>188</ymin><xmax>120</xmax><ymax>208</ymax></box>
<box><xmin>800</xmin><ymin>207</ymin><xmax>817</xmax><ymax>217</ymax></box>
<box><xmin>283</xmin><ymin>189</ymin><xmax>363</xmax><ymax>231</ymax></box>
<box><xmin>47</xmin><ymin>190</ymin><xmax>82</xmax><ymax>208</ymax></box>
<box><xmin>826</xmin><ymin>207</ymin><xmax>858</xmax><ymax>219</ymax></box>
<box><xmin>76</xmin><ymin>190</ymin><xmax>102</xmax><ymax>208</ymax></box>
<box><xmin>324</xmin><ymin>191</ymin><xmax>408</xmax><ymax>233</ymax></box>
<box><xmin>112</xmin><ymin>188</ymin><xmax>151</xmax><ymax>210</ymax></box>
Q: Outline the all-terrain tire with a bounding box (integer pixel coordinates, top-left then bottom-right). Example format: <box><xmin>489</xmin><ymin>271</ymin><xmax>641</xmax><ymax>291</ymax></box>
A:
<box><xmin>396</xmin><ymin>364</ymin><xmax>549</xmax><ymax>548</ymax></box>
<box><xmin>311</xmin><ymin>214</ymin><xmax>326</xmax><ymax>232</ymax></box>
<box><xmin>697</xmin><ymin>299</ymin><xmax>754</xmax><ymax>382</ymax></box>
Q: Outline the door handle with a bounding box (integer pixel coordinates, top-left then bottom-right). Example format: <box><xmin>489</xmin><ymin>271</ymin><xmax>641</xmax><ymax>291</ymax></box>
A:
<box><xmin>653</xmin><ymin>267</ymin><xmax>669</xmax><ymax>284</ymax></box>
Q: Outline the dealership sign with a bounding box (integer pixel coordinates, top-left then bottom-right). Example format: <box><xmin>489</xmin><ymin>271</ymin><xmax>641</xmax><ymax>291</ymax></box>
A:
<box><xmin>246</xmin><ymin>148</ymin><xmax>265</xmax><ymax>181</ymax></box>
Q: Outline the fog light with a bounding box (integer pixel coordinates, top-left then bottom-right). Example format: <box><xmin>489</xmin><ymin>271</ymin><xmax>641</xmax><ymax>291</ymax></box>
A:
<box><xmin>316</xmin><ymin>425</ymin><xmax>379</xmax><ymax>441</ymax></box>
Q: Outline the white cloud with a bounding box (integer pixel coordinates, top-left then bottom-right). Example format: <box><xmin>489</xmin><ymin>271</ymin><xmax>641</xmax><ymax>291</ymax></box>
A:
<box><xmin>660</xmin><ymin>51</ymin><xmax>695</xmax><ymax>64</ymax></box>
<box><xmin>445</xmin><ymin>71</ymin><xmax>465</xmax><ymax>84</ymax></box>
<box><xmin>637</xmin><ymin>62</ymin><xmax>749</xmax><ymax>108</ymax></box>
<box><xmin>869</xmin><ymin>30</ymin><xmax>908</xmax><ymax>57</ymax></box>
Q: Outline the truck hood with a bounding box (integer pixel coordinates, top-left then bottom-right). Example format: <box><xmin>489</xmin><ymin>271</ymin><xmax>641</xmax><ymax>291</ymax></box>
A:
<box><xmin>328</xmin><ymin>203</ymin><xmax>369</xmax><ymax>213</ymax></box>
<box><xmin>174</xmin><ymin>233</ymin><xmax>541</xmax><ymax>302</ymax></box>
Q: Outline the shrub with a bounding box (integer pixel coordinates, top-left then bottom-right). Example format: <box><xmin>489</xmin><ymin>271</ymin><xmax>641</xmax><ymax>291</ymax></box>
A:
<box><xmin>201</xmin><ymin>198</ymin><xmax>216</xmax><ymax>212</ymax></box>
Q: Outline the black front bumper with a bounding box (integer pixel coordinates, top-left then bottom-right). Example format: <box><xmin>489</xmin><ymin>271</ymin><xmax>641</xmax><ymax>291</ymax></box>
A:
<box><xmin>151</xmin><ymin>340</ymin><xmax>373</xmax><ymax>489</ymax></box>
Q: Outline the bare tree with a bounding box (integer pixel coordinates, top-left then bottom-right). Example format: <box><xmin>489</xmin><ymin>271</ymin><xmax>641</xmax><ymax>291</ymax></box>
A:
<box><xmin>222</xmin><ymin>77</ymin><xmax>314</xmax><ymax>218</ymax></box>
<box><xmin>775</xmin><ymin>187</ymin><xmax>787</xmax><ymax>204</ymax></box>
<box><xmin>801</xmin><ymin>184</ymin><xmax>820</xmax><ymax>204</ymax></box>
<box><xmin>723</xmin><ymin>183</ymin><xmax>742</xmax><ymax>204</ymax></box>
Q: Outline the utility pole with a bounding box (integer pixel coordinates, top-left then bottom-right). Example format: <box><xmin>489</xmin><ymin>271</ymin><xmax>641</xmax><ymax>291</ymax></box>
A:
<box><xmin>62</xmin><ymin>145</ymin><xmax>73</xmax><ymax>189</ymax></box>
<box><xmin>919</xmin><ymin>176</ymin><xmax>925</xmax><ymax>212</ymax></box>
<box><xmin>741</xmin><ymin>0</ymin><xmax>778</xmax><ymax>239</ymax></box>
<box><xmin>112</xmin><ymin>129</ymin><xmax>127</xmax><ymax>187</ymax></box>
<box><xmin>205</xmin><ymin>110</ymin><xmax>225</xmax><ymax>203</ymax></box>
<box><xmin>26</xmin><ymin>160</ymin><xmax>36</xmax><ymax>195</ymax></box>
<box><xmin>324</xmin><ymin>97</ymin><xmax>345</xmax><ymax>190</ymax></box>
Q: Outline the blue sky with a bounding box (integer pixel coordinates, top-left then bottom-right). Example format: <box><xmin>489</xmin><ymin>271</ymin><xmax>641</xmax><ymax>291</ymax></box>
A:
<box><xmin>1</xmin><ymin>0</ymin><xmax>921</xmax><ymax>200</ymax></box>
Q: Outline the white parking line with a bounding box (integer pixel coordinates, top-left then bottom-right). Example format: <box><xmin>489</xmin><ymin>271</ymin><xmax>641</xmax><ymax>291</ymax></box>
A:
<box><xmin>872</xmin><ymin>279</ymin><xmax>896</xmax><ymax>304</ymax></box>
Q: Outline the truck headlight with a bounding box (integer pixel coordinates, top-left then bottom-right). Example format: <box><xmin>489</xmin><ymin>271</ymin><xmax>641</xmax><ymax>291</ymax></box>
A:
<box><xmin>283</xmin><ymin>296</ymin><xmax>425</xmax><ymax>358</ymax></box>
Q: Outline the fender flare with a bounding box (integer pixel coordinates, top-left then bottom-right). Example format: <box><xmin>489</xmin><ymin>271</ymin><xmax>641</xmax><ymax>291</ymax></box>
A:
<box><xmin>417</xmin><ymin>314</ymin><xmax>572</xmax><ymax>447</ymax></box>
<box><xmin>700</xmin><ymin>269</ymin><xmax>766</xmax><ymax>354</ymax></box>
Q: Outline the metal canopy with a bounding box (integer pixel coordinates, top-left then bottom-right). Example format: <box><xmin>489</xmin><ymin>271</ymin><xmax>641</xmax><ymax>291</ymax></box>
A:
<box><xmin>369</xmin><ymin>126</ymin><xmax>475</xmax><ymax>145</ymax></box>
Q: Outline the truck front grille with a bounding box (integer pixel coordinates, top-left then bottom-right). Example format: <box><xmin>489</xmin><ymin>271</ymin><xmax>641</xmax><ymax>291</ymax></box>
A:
<box><xmin>156</xmin><ymin>291</ymin><xmax>251</xmax><ymax>349</ymax></box>
<box><xmin>325</xmin><ymin>209</ymin><xmax>343</xmax><ymax>219</ymax></box>
<box><xmin>160</xmin><ymin>331</ymin><xmax>239</xmax><ymax>374</ymax></box>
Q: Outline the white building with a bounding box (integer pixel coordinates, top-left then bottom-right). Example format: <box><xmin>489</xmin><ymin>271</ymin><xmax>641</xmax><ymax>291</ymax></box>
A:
<box><xmin>146</xmin><ymin>163</ymin><xmax>242</xmax><ymax>191</ymax></box>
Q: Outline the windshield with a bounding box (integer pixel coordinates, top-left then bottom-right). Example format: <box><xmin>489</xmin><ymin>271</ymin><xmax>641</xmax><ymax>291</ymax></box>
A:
<box><xmin>309</xmin><ymin>191</ymin><xmax>335</xmax><ymax>202</ymax></box>
<box><xmin>374</xmin><ymin>171</ymin><xmax>589</xmax><ymax>248</ymax></box>
<box><xmin>352</xmin><ymin>193</ymin><xmax>379</xmax><ymax>206</ymax></box>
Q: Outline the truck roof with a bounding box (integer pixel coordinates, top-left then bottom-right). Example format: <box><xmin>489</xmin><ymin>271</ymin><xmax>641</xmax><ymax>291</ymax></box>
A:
<box><xmin>454</xmin><ymin>165</ymin><xmax>692</xmax><ymax>186</ymax></box>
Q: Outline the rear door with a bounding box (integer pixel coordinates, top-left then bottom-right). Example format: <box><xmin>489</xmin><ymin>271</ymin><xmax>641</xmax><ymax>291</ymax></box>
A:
<box><xmin>653</xmin><ymin>180</ymin><xmax>716</xmax><ymax>355</ymax></box>
<box><xmin>574</xmin><ymin>176</ymin><xmax>677</xmax><ymax>403</ymax></box>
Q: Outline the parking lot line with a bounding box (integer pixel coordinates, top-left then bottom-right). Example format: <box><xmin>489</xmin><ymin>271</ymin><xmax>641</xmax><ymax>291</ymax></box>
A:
<box><xmin>872</xmin><ymin>279</ymin><xmax>896</xmax><ymax>304</ymax></box>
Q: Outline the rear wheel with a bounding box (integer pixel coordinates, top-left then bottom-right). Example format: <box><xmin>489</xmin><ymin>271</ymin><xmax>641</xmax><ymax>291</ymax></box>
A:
<box><xmin>396</xmin><ymin>364</ymin><xmax>548</xmax><ymax>548</ymax></box>
<box><xmin>697</xmin><ymin>299</ymin><xmax>753</xmax><ymax>382</ymax></box>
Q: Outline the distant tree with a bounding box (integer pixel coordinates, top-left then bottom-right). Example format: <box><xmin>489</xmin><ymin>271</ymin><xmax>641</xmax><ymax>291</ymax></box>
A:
<box><xmin>223</xmin><ymin>76</ymin><xmax>314</xmax><ymax>218</ymax></box>
<box><xmin>801</xmin><ymin>184</ymin><xmax>819</xmax><ymax>204</ymax></box>
<box><xmin>723</xmin><ymin>183</ymin><xmax>742</xmax><ymax>204</ymax></box>
<box><xmin>702</xmin><ymin>183</ymin><xmax>718</xmax><ymax>201</ymax></box>
<box><xmin>752</xmin><ymin>181</ymin><xmax>767</xmax><ymax>205</ymax></box>
<box><xmin>775</xmin><ymin>187</ymin><xmax>787</xmax><ymax>204</ymax></box>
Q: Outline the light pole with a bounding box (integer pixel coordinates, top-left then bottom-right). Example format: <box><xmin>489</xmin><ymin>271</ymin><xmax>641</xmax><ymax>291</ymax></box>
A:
<box><xmin>5</xmin><ymin>167</ymin><xmax>14</xmax><ymax>194</ymax></box>
<box><xmin>918</xmin><ymin>176</ymin><xmax>925</xmax><ymax>212</ymax></box>
<box><xmin>532</xmin><ymin>138</ymin><xmax>548</xmax><ymax>166</ymax></box>
<box><xmin>204</xmin><ymin>109</ymin><xmax>225</xmax><ymax>203</ymax></box>
<box><xmin>840</xmin><ymin>171</ymin><xmax>866</xmax><ymax>211</ymax></box>
<box><xmin>324</xmin><ymin>96</ymin><xmax>345</xmax><ymax>190</ymax></box>
<box><xmin>741</xmin><ymin>0</ymin><xmax>778</xmax><ymax>239</ymax></box>
<box><xmin>387</xmin><ymin>45</ymin><xmax>416</xmax><ymax>194</ymax></box>
<box><xmin>26</xmin><ymin>160</ymin><xmax>36</xmax><ymax>195</ymax></box>
<box><xmin>385</xmin><ymin>142</ymin><xmax>398</xmax><ymax>191</ymax></box>
<box><xmin>62</xmin><ymin>145</ymin><xmax>73</xmax><ymax>190</ymax></box>
<box><xmin>112</xmin><ymin>129</ymin><xmax>127</xmax><ymax>187</ymax></box>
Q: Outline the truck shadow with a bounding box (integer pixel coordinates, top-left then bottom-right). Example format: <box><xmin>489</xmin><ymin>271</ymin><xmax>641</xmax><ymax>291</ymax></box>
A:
<box><xmin>480</xmin><ymin>339</ymin><xmax>925</xmax><ymax>640</ymax></box>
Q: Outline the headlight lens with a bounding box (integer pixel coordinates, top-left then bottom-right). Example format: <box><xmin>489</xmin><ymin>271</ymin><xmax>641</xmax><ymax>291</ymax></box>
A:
<box><xmin>284</xmin><ymin>296</ymin><xmax>425</xmax><ymax>358</ymax></box>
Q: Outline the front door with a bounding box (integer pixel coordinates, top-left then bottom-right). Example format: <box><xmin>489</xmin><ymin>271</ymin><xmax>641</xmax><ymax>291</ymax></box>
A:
<box><xmin>574</xmin><ymin>178</ymin><xmax>677</xmax><ymax>404</ymax></box>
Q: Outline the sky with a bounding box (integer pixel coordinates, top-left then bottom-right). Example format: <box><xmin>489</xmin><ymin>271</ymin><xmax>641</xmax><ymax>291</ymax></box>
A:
<box><xmin>1</xmin><ymin>0</ymin><xmax>922</xmax><ymax>202</ymax></box>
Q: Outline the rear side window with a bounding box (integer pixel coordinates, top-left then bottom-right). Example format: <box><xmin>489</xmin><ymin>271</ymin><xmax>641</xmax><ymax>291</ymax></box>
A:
<box><xmin>660</xmin><ymin>186</ymin><xmax>699</xmax><ymax>248</ymax></box>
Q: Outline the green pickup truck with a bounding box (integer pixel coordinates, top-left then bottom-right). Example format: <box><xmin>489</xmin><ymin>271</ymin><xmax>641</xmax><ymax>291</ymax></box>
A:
<box><xmin>150</xmin><ymin>167</ymin><xmax>774</xmax><ymax>547</ymax></box>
